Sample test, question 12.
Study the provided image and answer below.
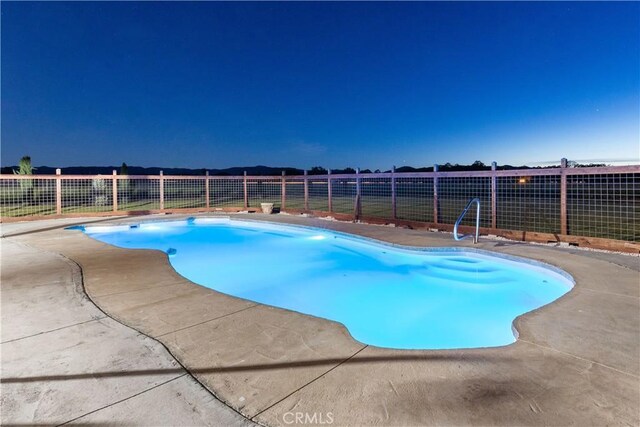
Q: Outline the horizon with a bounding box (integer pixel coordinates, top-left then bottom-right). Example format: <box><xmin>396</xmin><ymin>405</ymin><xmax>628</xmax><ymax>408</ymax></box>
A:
<box><xmin>2</xmin><ymin>157</ymin><xmax>635</xmax><ymax>175</ymax></box>
<box><xmin>2</xmin><ymin>154</ymin><xmax>637</xmax><ymax>172</ymax></box>
<box><xmin>2</xmin><ymin>2</ymin><xmax>639</xmax><ymax>170</ymax></box>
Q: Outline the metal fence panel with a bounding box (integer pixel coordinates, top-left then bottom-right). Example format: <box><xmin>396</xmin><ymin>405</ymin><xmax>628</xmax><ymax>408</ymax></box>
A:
<box><xmin>118</xmin><ymin>178</ymin><xmax>160</xmax><ymax>211</ymax></box>
<box><xmin>496</xmin><ymin>175</ymin><xmax>561</xmax><ymax>233</ymax></box>
<box><xmin>330</xmin><ymin>178</ymin><xmax>356</xmax><ymax>214</ymax></box>
<box><xmin>210</xmin><ymin>178</ymin><xmax>244</xmax><ymax>208</ymax></box>
<box><xmin>62</xmin><ymin>178</ymin><xmax>114</xmax><ymax>213</ymax></box>
<box><xmin>308</xmin><ymin>178</ymin><xmax>329</xmax><ymax>211</ymax></box>
<box><xmin>396</xmin><ymin>177</ymin><xmax>434</xmax><ymax>223</ymax></box>
<box><xmin>438</xmin><ymin>177</ymin><xmax>492</xmax><ymax>227</ymax></box>
<box><xmin>165</xmin><ymin>178</ymin><xmax>206</xmax><ymax>209</ymax></box>
<box><xmin>247</xmin><ymin>179</ymin><xmax>281</xmax><ymax>208</ymax></box>
<box><xmin>567</xmin><ymin>173</ymin><xmax>639</xmax><ymax>241</ymax></box>
<box><xmin>0</xmin><ymin>178</ymin><xmax>57</xmax><ymax>217</ymax></box>
<box><xmin>360</xmin><ymin>177</ymin><xmax>392</xmax><ymax>218</ymax></box>
<box><xmin>284</xmin><ymin>179</ymin><xmax>305</xmax><ymax>209</ymax></box>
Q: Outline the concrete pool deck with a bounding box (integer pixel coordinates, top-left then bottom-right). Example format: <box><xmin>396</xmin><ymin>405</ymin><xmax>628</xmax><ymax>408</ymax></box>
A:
<box><xmin>1</xmin><ymin>220</ymin><xmax>255</xmax><ymax>426</ymax></box>
<box><xmin>2</xmin><ymin>213</ymin><xmax>639</xmax><ymax>426</ymax></box>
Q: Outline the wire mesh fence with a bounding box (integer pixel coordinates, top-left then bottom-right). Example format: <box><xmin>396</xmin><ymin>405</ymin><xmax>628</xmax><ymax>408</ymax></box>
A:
<box><xmin>164</xmin><ymin>178</ymin><xmax>206</xmax><ymax>209</ymax></box>
<box><xmin>308</xmin><ymin>178</ymin><xmax>329</xmax><ymax>211</ymax></box>
<box><xmin>438</xmin><ymin>176</ymin><xmax>492</xmax><ymax>227</ymax></box>
<box><xmin>284</xmin><ymin>179</ymin><xmax>305</xmax><ymax>210</ymax></box>
<box><xmin>496</xmin><ymin>175</ymin><xmax>561</xmax><ymax>233</ymax></box>
<box><xmin>360</xmin><ymin>177</ymin><xmax>392</xmax><ymax>218</ymax></box>
<box><xmin>567</xmin><ymin>173</ymin><xmax>639</xmax><ymax>241</ymax></box>
<box><xmin>1</xmin><ymin>166</ymin><xmax>638</xmax><ymax>243</ymax></box>
<box><xmin>118</xmin><ymin>178</ymin><xmax>160</xmax><ymax>211</ymax></box>
<box><xmin>395</xmin><ymin>177</ymin><xmax>435</xmax><ymax>223</ymax></box>
<box><xmin>247</xmin><ymin>178</ymin><xmax>281</xmax><ymax>208</ymax></box>
<box><xmin>0</xmin><ymin>177</ymin><xmax>57</xmax><ymax>217</ymax></box>
<box><xmin>61</xmin><ymin>178</ymin><xmax>114</xmax><ymax>213</ymax></box>
<box><xmin>331</xmin><ymin>177</ymin><xmax>357</xmax><ymax>214</ymax></box>
<box><xmin>210</xmin><ymin>178</ymin><xmax>244</xmax><ymax>208</ymax></box>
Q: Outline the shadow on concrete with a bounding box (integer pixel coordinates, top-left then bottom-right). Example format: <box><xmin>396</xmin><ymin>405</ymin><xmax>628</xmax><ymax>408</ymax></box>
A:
<box><xmin>1</xmin><ymin>352</ymin><xmax>504</xmax><ymax>384</ymax></box>
<box><xmin>0</xmin><ymin>215</ymin><xmax>132</xmax><ymax>238</ymax></box>
<box><xmin>8</xmin><ymin>424</ymin><xmax>114</xmax><ymax>427</ymax></box>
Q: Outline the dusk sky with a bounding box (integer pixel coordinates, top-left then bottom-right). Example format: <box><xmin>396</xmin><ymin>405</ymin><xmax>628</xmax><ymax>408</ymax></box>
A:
<box><xmin>2</xmin><ymin>2</ymin><xmax>639</xmax><ymax>170</ymax></box>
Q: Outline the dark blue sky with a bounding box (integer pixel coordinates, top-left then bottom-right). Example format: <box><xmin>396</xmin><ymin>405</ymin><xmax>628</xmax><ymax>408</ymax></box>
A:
<box><xmin>2</xmin><ymin>2</ymin><xmax>638</xmax><ymax>169</ymax></box>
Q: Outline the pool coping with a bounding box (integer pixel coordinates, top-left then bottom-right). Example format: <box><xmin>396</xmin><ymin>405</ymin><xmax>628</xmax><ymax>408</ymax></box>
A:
<box><xmin>9</xmin><ymin>213</ymin><xmax>640</xmax><ymax>426</ymax></box>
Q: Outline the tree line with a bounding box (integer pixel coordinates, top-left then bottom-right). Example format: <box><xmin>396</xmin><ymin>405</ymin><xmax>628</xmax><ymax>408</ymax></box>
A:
<box><xmin>3</xmin><ymin>156</ymin><xmax>607</xmax><ymax>177</ymax></box>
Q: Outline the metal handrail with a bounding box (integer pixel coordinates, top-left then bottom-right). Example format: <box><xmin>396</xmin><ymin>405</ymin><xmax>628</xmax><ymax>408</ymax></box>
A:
<box><xmin>453</xmin><ymin>197</ymin><xmax>481</xmax><ymax>244</ymax></box>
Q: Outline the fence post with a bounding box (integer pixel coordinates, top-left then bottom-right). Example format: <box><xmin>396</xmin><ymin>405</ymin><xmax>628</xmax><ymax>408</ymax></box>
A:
<box><xmin>491</xmin><ymin>161</ymin><xmax>497</xmax><ymax>229</ymax></box>
<box><xmin>112</xmin><ymin>170</ymin><xmax>118</xmax><ymax>212</ymax></box>
<box><xmin>433</xmin><ymin>164</ymin><xmax>439</xmax><ymax>224</ymax></box>
<box><xmin>327</xmin><ymin>169</ymin><xmax>332</xmax><ymax>212</ymax></box>
<box><xmin>159</xmin><ymin>171</ymin><xmax>165</xmax><ymax>211</ymax></box>
<box><xmin>243</xmin><ymin>171</ymin><xmax>248</xmax><ymax>209</ymax></box>
<box><xmin>205</xmin><ymin>171</ymin><xmax>210</xmax><ymax>209</ymax></box>
<box><xmin>55</xmin><ymin>168</ymin><xmax>62</xmax><ymax>215</ymax></box>
<box><xmin>355</xmin><ymin>167</ymin><xmax>362</xmax><ymax>219</ymax></box>
<box><xmin>281</xmin><ymin>171</ymin><xmax>286</xmax><ymax>211</ymax></box>
<box><xmin>560</xmin><ymin>158</ymin><xmax>568</xmax><ymax>235</ymax></box>
<box><xmin>303</xmin><ymin>170</ymin><xmax>309</xmax><ymax>211</ymax></box>
<box><xmin>391</xmin><ymin>165</ymin><xmax>397</xmax><ymax>219</ymax></box>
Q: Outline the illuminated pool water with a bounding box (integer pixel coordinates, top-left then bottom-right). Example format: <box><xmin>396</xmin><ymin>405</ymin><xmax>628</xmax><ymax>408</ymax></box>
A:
<box><xmin>81</xmin><ymin>218</ymin><xmax>573</xmax><ymax>349</ymax></box>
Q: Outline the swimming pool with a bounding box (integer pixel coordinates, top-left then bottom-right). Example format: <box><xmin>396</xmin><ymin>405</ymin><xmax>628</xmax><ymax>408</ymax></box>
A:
<box><xmin>81</xmin><ymin>218</ymin><xmax>573</xmax><ymax>349</ymax></box>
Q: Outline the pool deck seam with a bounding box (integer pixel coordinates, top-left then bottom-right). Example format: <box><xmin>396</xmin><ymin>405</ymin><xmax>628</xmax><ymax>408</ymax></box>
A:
<box><xmin>156</xmin><ymin>304</ymin><xmax>260</xmax><ymax>338</ymax></box>
<box><xmin>0</xmin><ymin>316</ymin><xmax>108</xmax><ymax>345</ymax></box>
<box><xmin>518</xmin><ymin>338</ymin><xmax>639</xmax><ymax>379</ymax></box>
<box><xmin>250</xmin><ymin>344</ymin><xmax>370</xmax><ymax>421</ymax></box>
<box><xmin>57</xmin><ymin>373</ymin><xmax>188</xmax><ymax>426</ymax></box>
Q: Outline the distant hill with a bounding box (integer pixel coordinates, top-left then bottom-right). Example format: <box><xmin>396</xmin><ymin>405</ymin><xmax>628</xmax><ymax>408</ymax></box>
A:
<box><xmin>0</xmin><ymin>161</ymin><xmax>606</xmax><ymax>176</ymax></box>
<box><xmin>0</xmin><ymin>165</ymin><xmax>305</xmax><ymax>176</ymax></box>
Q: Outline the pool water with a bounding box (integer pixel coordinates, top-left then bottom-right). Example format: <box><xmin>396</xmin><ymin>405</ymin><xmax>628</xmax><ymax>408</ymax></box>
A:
<box><xmin>82</xmin><ymin>218</ymin><xmax>573</xmax><ymax>349</ymax></box>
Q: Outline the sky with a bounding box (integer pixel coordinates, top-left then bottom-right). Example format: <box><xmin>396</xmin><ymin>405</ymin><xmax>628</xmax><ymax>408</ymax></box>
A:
<box><xmin>2</xmin><ymin>2</ymin><xmax>639</xmax><ymax>170</ymax></box>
